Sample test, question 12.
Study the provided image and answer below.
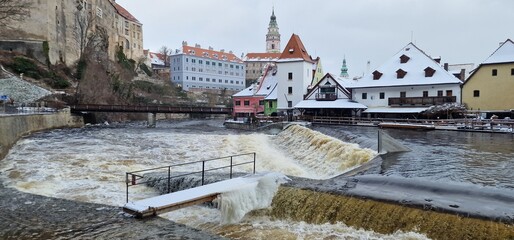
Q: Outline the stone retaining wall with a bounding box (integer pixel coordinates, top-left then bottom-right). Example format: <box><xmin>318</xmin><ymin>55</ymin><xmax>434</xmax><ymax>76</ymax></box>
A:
<box><xmin>0</xmin><ymin>109</ymin><xmax>83</xmax><ymax>160</ymax></box>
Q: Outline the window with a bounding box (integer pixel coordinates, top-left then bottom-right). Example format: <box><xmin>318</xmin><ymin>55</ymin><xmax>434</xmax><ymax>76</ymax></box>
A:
<box><xmin>423</xmin><ymin>91</ymin><xmax>429</xmax><ymax>97</ymax></box>
<box><xmin>400</xmin><ymin>92</ymin><xmax>406</xmax><ymax>98</ymax></box>
<box><xmin>186</xmin><ymin>58</ymin><xmax>189</xmax><ymax>62</ymax></box>
<box><xmin>235</xmin><ymin>101</ymin><xmax>241</xmax><ymax>106</ymax></box>
<box><xmin>199</xmin><ymin>77</ymin><xmax>203</xmax><ymax>81</ymax></box>
<box><xmin>288</xmin><ymin>72</ymin><xmax>293</xmax><ymax>80</ymax></box>
<box><xmin>473</xmin><ymin>90</ymin><xmax>480</xmax><ymax>97</ymax></box>
<box><xmin>288</xmin><ymin>101</ymin><xmax>292</xmax><ymax>108</ymax></box>
<box><xmin>259</xmin><ymin>100</ymin><xmax>264</xmax><ymax>106</ymax></box>
<box><xmin>492</xmin><ymin>69</ymin><xmax>497</xmax><ymax>76</ymax></box>
<box><xmin>192</xmin><ymin>77</ymin><xmax>196</xmax><ymax>80</ymax></box>
<box><xmin>362</xmin><ymin>93</ymin><xmax>367</xmax><ymax>99</ymax></box>
<box><xmin>379</xmin><ymin>92</ymin><xmax>385</xmax><ymax>99</ymax></box>
<box><xmin>446</xmin><ymin>90</ymin><xmax>453</xmax><ymax>96</ymax></box>
<box><xmin>437</xmin><ymin>90</ymin><xmax>443</xmax><ymax>97</ymax></box>
<box><xmin>288</xmin><ymin>87</ymin><xmax>293</xmax><ymax>94</ymax></box>
<box><xmin>206</xmin><ymin>78</ymin><xmax>210</xmax><ymax>82</ymax></box>
<box><xmin>244</xmin><ymin>100</ymin><xmax>250</xmax><ymax>106</ymax></box>
<box><xmin>511</xmin><ymin>68</ymin><xmax>514</xmax><ymax>75</ymax></box>
<box><xmin>199</xmin><ymin>60</ymin><xmax>203</xmax><ymax>64</ymax></box>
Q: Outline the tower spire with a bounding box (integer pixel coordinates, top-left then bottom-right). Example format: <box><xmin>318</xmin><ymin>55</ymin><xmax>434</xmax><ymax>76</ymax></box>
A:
<box><xmin>266</xmin><ymin>7</ymin><xmax>281</xmax><ymax>53</ymax></box>
<box><xmin>340</xmin><ymin>56</ymin><xmax>349</xmax><ymax>78</ymax></box>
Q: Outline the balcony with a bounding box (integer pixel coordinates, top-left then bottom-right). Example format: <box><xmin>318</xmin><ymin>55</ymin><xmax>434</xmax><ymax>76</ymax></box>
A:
<box><xmin>316</xmin><ymin>93</ymin><xmax>337</xmax><ymax>101</ymax></box>
<box><xmin>388</xmin><ymin>96</ymin><xmax>457</xmax><ymax>106</ymax></box>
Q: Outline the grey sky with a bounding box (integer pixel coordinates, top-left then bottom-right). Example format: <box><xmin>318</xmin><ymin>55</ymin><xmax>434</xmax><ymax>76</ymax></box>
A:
<box><xmin>117</xmin><ymin>0</ymin><xmax>514</xmax><ymax>77</ymax></box>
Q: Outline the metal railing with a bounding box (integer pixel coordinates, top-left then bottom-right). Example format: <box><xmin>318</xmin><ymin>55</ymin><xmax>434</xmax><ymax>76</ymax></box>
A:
<box><xmin>388</xmin><ymin>96</ymin><xmax>457</xmax><ymax>106</ymax></box>
<box><xmin>125</xmin><ymin>152</ymin><xmax>256</xmax><ymax>203</ymax></box>
<box><xmin>70</xmin><ymin>104</ymin><xmax>233</xmax><ymax>114</ymax></box>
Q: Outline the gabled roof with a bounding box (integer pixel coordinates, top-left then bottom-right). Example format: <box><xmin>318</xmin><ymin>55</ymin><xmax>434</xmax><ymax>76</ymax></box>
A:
<box><xmin>304</xmin><ymin>73</ymin><xmax>350</xmax><ymax>99</ymax></box>
<box><xmin>233</xmin><ymin>64</ymin><xmax>278</xmax><ymax>97</ymax></box>
<box><xmin>482</xmin><ymin>39</ymin><xmax>514</xmax><ymax>65</ymax></box>
<box><xmin>148</xmin><ymin>52</ymin><xmax>165</xmax><ymax>65</ymax></box>
<box><xmin>244</xmin><ymin>53</ymin><xmax>281</xmax><ymax>61</ymax></box>
<box><xmin>114</xmin><ymin>3</ymin><xmax>141</xmax><ymax>24</ymax></box>
<box><xmin>182</xmin><ymin>45</ymin><xmax>242</xmax><ymax>63</ymax></box>
<box><xmin>341</xmin><ymin>43</ymin><xmax>461</xmax><ymax>89</ymax></box>
<box><xmin>278</xmin><ymin>34</ymin><xmax>316</xmax><ymax>63</ymax></box>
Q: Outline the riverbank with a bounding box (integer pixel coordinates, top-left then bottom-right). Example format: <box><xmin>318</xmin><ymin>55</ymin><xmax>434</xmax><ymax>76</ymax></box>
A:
<box><xmin>0</xmin><ymin>109</ymin><xmax>83</xmax><ymax>159</ymax></box>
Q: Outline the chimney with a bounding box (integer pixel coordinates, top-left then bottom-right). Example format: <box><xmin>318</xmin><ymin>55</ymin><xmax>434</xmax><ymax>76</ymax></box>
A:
<box><xmin>433</xmin><ymin>57</ymin><xmax>441</xmax><ymax>63</ymax></box>
<box><xmin>208</xmin><ymin>46</ymin><xmax>213</xmax><ymax>50</ymax></box>
<box><xmin>195</xmin><ymin>44</ymin><xmax>201</xmax><ymax>48</ymax></box>
<box><xmin>229</xmin><ymin>50</ymin><xmax>233</xmax><ymax>54</ymax></box>
<box><xmin>459</xmin><ymin>69</ymin><xmax>466</xmax><ymax>81</ymax></box>
<box><xmin>444</xmin><ymin>63</ymin><xmax>449</xmax><ymax>71</ymax></box>
<box><xmin>182</xmin><ymin>41</ymin><xmax>187</xmax><ymax>46</ymax></box>
<box><xmin>220</xmin><ymin>49</ymin><xmax>225</xmax><ymax>53</ymax></box>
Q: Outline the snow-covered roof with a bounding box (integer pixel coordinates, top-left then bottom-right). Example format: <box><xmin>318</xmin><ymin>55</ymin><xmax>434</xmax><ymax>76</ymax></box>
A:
<box><xmin>149</xmin><ymin>52</ymin><xmax>165</xmax><ymax>65</ymax></box>
<box><xmin>341</xmin><ymin>43</ymin><xmax>462</xmax><ymax>89</ymax></box>
<box><xmin>482</xmin><ymin>39</ymin><xmax>514</xmax><ymax>65</ymax></box>
<box><xmin>295</xmin><ymin>99</ymin><xmax>367</xmax><ymax>109</ymax></box>
<box><xmin>264</xmin><ymin>84</ymin><xmax>277</xmax><ymax>100</ymax></box>
<box><xmin>363</xmin><ymin>107</ymin><xmax>429</xmax><ymax>113</ymax></box>
<box><xmin>233</xmin><ymin>64</ymin><xmax>278</xmax><ymax>98</ymax></box>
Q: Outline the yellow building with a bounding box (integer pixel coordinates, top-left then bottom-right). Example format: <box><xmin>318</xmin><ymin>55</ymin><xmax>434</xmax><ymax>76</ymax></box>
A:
<box><xmin>462</xmin><ymin>39</ymin><xmax>514</xmax><ymax>112</ymax></box>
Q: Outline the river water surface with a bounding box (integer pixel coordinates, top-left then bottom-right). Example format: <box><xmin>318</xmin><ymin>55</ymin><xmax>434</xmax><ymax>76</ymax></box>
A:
<box><xmin>1</xmin><ymin>119</ymin><xmax>513</xmax><ymax>239</ymax></box>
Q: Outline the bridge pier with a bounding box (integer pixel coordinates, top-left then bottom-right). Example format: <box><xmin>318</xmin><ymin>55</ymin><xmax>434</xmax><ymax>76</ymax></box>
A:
<box><xmin>147</xmin><ymin>113</ymin><xmax>156</xmax><ymax>128</ymax></box>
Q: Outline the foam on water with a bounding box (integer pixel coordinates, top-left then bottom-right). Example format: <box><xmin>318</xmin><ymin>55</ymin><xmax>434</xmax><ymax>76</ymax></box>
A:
<box><xmin>215</xmin><ymin>172</ymin><xmax>290</xmax><ymax>224</ymax></box>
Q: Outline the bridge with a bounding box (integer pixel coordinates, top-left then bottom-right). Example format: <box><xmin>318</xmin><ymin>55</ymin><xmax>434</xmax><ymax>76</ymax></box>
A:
<box><xmin>69</xmin><ymin>104</ymin><xmax>233</xmax><ymax>127</ymax></box>
<box><xmin>69</xmin><ymin>104</ymin><xmax>233</xmax><ymax>114</ymax></box>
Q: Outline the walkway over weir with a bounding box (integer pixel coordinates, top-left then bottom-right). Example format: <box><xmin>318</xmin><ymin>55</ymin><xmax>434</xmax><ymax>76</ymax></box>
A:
<box><xmin>69</xmin><ymin>104</ymin><xmax>232</xmax><ymax>114</ymax></box>
<box><xmin>123</xmin><ymin>153</ymin><xmax>256</xmax><ymax>218</ymax></box>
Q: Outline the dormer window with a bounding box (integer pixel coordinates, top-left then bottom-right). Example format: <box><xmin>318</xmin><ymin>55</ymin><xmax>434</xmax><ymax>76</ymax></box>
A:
<box><xmin>372</xmin><ymin>70</ymin><xmax>383</xmax><ymax>80</ymax></box>
<box><xmin>400</xmin><ymin>54</ymin><xmax>410</xmax><ymax>63</ymax></box>
<box><xmin>424</xmin><ymin>67</ymin><xmax>436</xmax><ymax>77</ymax></box>
<box><xmin>396</xmin><ymin>69</ymin><xmax>407</xmax><ymax>79</ymax></box>
<box><xmin>289</xmin><ymin>48</ymin><xmax>294</xmax><ymax>53</ymax></box>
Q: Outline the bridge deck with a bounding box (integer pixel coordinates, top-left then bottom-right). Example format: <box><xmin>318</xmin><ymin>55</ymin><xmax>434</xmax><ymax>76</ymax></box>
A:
<box><xmin>123</xmin><ymin>176</ymin><xmax>260</xmax><ymax>218</ymax></box>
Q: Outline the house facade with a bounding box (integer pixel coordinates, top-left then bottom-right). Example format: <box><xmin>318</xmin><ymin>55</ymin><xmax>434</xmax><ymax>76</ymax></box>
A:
<box><xmin>232</xmin><ymin>64</ymin><xmax>278</xmax><ymax>116</ymax></box>
<box><xmin>170</xmin><ymin>42</ymin><xmax>245</xmax><ymax>92</ymax></box>
<box><xmin>462</xmin><ymin>39</ymin><xmax>514</xmax><ymax>113</ymax></box>
<box><xmin>295</xmin><ymin>73</ymin><xmax>367</xmax><ymax>117</ymax></box>
<box><xmin>342</xmin><ymin>43</ymin><xmax>462</xmax><ymax>117</ymax></box>
<box><xmin>276</xmin><ymin>34</ymin><xmax>321</xmax><ymax>116</ymax></box>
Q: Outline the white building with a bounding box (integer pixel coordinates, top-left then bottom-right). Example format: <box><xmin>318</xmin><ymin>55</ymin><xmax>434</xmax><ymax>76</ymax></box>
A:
<box><xmin>170</xmin><ymin>42</ymin><xmax>245</xmax><ymax>92</ymax></box>
<box><xmin>341</xmin><ymin>43</ymin><xmax>462</xmax><ymax>117</ymax></box>
<box><xmin>276</xmin><ymin>34</ymin><xmax>320</xmax><ymax>115</ymax></box>
<box><xmin>295</xmin><ymin>73</ymin><xmax>367</xmax><ymax>116</ymax></box>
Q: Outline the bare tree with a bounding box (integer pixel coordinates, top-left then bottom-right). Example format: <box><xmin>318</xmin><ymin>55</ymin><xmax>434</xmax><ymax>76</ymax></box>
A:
<box><xmin>158</xmin><ymin>46</ymin><xmax>172</xmax><ymax>67</ymax></box>
<box><xmin>0</xmin><ymin>0</ymin><xmax>32</xmax><ymax>27</ymax></box>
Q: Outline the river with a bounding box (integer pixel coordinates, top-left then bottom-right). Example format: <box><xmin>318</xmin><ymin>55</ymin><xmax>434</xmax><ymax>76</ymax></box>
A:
<box><xmin>1</xmin><ymin>119</ymin><xmax>513</xmax><ymax>239</ymax></box>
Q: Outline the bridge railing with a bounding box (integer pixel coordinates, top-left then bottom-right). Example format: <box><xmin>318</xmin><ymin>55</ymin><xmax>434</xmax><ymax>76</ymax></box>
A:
<box><xmin>70</xmin><ymin>104</ymin><xmax>233</xmax><ymax>114</ymax></box>
<box><xmin>125</xmin><ymin>152</ymin><xmax>256</xmax><ymax>203</ymax></box>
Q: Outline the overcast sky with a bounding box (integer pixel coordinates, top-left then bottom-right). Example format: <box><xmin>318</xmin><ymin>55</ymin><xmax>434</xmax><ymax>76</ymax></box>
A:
<box><xmin>117</xmin><ymin>0</ymin><xmax>513</xmax><ymax>77</ymax></box>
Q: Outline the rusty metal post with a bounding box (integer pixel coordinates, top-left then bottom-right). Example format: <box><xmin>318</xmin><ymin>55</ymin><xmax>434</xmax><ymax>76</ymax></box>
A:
<box><xmin>126</xmin><ymin>173</ymin><xmax>129</xmax><ymax>203</ymax></box>
<box><xmin>168</xmin><ymin>166</ymin><xmax>171</xmax><ymax>193</ymax></box>
<box><xmin>230</xmin><ymin>156</ymin><xmax>233</xmax><ymax>179</ymax></box>
<box><xmin>253</xmin><ymin>152</ymin><xmax>256</xmax><ymax>174</ymax></box>
<box><xmin>201</xmin><ymin>161</ymin><xmax>205</xmax><ymax>186</ymax></box>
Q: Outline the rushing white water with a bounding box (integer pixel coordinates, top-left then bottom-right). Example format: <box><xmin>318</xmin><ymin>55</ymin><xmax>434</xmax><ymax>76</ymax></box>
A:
<box><xmin>215</xmin><ymin>172</ymin><xmax>290</xmax><ymax>224</ymax></box>
<box><xmin>0</xmin><ymin>120</ymin><xmax>429</xmax><ymax>239</ymax></box>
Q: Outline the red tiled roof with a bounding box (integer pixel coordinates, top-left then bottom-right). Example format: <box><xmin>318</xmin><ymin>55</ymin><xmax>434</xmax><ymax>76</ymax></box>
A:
<box><xmin>150</xmin><ymin>52</ymin><xmax>165</xmax><ymax>61</ymax></box>
<box><xmin>245</xmin><ymin>52</ymin><xmax>281</xmax><ymax>60</ymax></box>
<box><xmin>279</xmin><ymin>34</ymin><xmax>315</xmax><ymax>63</ymax></box>
<box><xmin>114</xmin><ymin>3</ymin><xmax>140</xmax><ymax>24</ymax></box>
<box><xmin>182</xmin><ymin>45</ymin><xmax>242</xmax><ymax>63</ymax></box>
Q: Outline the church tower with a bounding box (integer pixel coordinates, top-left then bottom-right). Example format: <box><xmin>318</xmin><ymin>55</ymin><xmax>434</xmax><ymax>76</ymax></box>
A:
<box><xmin>340</xmin><ymin>57</ymin><xmax>349</xmax><ymax>78</ymax></box>
<box><xmin>266</xmin><ymin>8</ymin><xmax>281</xmax><ymax>53</ymax></box>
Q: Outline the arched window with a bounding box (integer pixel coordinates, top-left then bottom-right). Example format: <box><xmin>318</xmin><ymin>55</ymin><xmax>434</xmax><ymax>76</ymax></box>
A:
<box><xmin>125</xmin><ymin>39</ymin><xmax>130</xmax><ymax>49</ymax></box>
